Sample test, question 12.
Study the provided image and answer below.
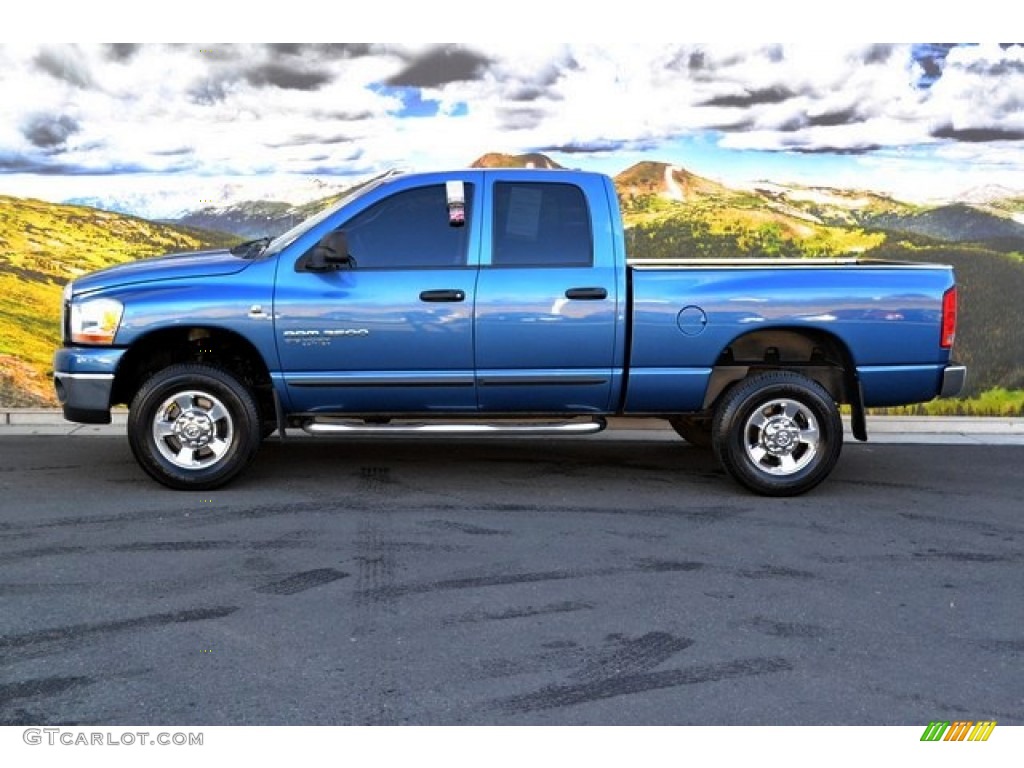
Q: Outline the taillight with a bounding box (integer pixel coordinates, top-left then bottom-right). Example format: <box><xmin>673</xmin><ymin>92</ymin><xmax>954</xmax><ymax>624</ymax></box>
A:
<box><xmin>941</xmin><ymin>286</ymin><xmax>957</xmax><ymax>349</ymax></box>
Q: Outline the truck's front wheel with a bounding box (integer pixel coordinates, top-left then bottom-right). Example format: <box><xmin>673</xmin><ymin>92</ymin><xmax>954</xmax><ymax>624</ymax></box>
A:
<box><xmin>712</xmin><ymin>372</ymin><xmax>842</xmax><ymax>496</ymax></box>
<box><xmin>127</xmin><ymin>364</ymin><xmax>261</xmax><ymax>490</ymax></box>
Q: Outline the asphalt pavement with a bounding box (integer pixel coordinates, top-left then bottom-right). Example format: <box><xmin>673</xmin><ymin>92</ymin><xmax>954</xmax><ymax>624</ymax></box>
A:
<box><xmin>0</xmin><ymin>423</ymin><xmax>1022</xmax><ymax>725</ymax></box>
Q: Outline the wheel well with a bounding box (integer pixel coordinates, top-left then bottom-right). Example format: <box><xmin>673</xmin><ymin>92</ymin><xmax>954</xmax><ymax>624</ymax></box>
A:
<box><xmin>702</xmin><ymin>328</ymin><xmax>858</xmax><ymax>410</ymax></box>
<box><xmin>112</xmin><ymin>327</ymin><xmax>274</xmax><ymax>420</ymax></box>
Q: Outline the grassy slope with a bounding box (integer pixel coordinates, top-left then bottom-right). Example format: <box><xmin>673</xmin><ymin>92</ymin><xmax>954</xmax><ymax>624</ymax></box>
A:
<box><xmin>0</xmin><ymin>196</ymin><xmax>235</xmax><ymax>406</ymax></box>
<box><xmin>865</xmin><ymin>238</ymin><xmax>1024</xmax><ymax>399</ymax></box>
<box><xmin>622</xmin><ymin>194</ymin><xmax>886</xmax><ymax>258</ymax></box>
<box><xmin>616</xmin><ymin>164</ymin><xmax>888</xmax><ymax>259</ymax></box>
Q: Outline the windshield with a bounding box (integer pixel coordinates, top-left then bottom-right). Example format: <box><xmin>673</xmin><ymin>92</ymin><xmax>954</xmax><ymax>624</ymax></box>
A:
<box><xmin>263</xmin><ymin>170</ymin><xmax>401</xmax><ymax>257</ymax></box>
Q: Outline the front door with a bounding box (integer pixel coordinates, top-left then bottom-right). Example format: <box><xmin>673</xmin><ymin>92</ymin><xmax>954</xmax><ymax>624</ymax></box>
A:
<box><xmin>275</xmin><ymin>179</ymin><xmax>480</xmax><ymax>413</ymax></box>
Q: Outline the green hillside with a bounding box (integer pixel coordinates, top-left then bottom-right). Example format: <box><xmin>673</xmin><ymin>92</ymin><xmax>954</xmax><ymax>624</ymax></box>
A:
<box><xmin>616</xmin><ymin>162</ymin><xmax>887</xmax><ymax>258</ymax></box>
<box><xmin>622</xmin><ymin>197</ymin><xmax>886</xmax><ymax>258</ymax></box>
<box><xmin>865</xmin><ymin>237</ymin><xmax>1024</xmax><ymax>398</ymax></box>
<box><xmin>0</xmin><ymin>196</ymin><xmax>234</xmax><ymax>405</ymax></box>
<box><xmin>987</xmin><ymin>196</ymin><xmax>1024</xmax><ymax>215</ymax></box>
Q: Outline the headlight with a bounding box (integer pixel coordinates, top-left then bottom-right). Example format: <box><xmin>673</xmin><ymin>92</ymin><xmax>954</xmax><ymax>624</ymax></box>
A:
<box><xmin>70</xmin><ymin>298</ymin><xmax>124</xmax><ymax>345</ymax></box>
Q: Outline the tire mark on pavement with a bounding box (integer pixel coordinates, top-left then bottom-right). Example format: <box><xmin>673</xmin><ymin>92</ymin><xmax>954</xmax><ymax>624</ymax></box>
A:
<box><xmin>635</xmin><ymin>559</ymin><xmax>704</xmax><ymax>573</ymax></box>
<box><xmin>737</xmin><ymin>565</ymin><xmax>818</xmax><ymax>580</ymax></box>
<box><xmin>0</xmin><ymin>539</ymin><xmax>314</xmax><ymax>565</ymax></box>
<box><xmin>831</xmin><ymin>477</ymin><xmax>976</xmax><ymax>497</ymax></box>
<box><xmin>569</xmin><ymin>632</ymin><xmax>694</xmax><ymax>683</ymax></box>
<box><xmin>0</xmin><ymin>545</ymin><xmax>88</xmax><ymax>564</ymax></box>
<box><xmin>444</xmin><ymin>601</ymin><xmax>594</xmax><ymax>626</ymax></box>
<box><xmin>0</xmin><ymin>465</ymin><xmax>81</xmax><ymax>473</ymax></box>
<box><xmin>360</xmin><ymin>566</ymin><xmax>617</xmax><ymax>601</ymax></box>
<box><xmin>913</xmin><ymin>550</ymin><xmax>1022</xmax><ymax>563</ymax></box>
<box><xmin>358</xmin><ymin>559</ymin><xmax>706</xmax><ymax>601</ymax></box>
<box><xmin>978</xmin><ymin>639</ymin><xmax>1024</xmax><ymax>653</ymax></box>
<box><xmin>0</xmin><ymin>582</ymin><xmax>95</xmax><ymax>596</ymax></box>
<box><xmin>0</xmin><ymin>606</ymin><xmax>239</xmax><ymax>652</ymax></box>
<box><xmin>899</xmin><ymin>512</ymin><xmax>1024</xmax><ymax>536</ymax></box>
<box><xmin>421</xmin><ymin>520</ymin><xmax>510</xmax><ymax>536</ymax></box>
<box><xmin>746</xmin><ymin>617</ymin><xmax>828</xmax><ymax>639</ymax></box>
<box><xmin>114</xmin><ymin>540</ymin><xmax>314</xmax><ymax>552</ymax></box>
<box><xmin>354</xmin><ymin>519</ymin><xmax>397</xmax><ymax>608</ymax></box>
<box><xmin>351</xmin><ymin>510</ymin><xmax>400</xmax><ymax>725</ymax></box>
<box><xmin>256</xmin><ymin>568</ymin><xmax>350</xmax><ymax>595</ymax></box>
<box><xmin>497</xmin><ymin>657</ymin><xmax>793</xmax><ymax>713</ymax></box>
<box><xmin>0</xmin><ymin>676</ymin><xmax>94</xmax><ymax>706</ymax></box>
<box><xmin>0</xmin><ymin>500</ymin><xmax>354</xmax><ymax>532</ymax></box>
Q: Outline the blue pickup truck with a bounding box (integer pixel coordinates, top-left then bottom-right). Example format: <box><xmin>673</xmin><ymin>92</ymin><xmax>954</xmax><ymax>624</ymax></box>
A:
<box><xmin>54</xmin><ymin>168</ymin><xmax>965</xmax><ymax>495</ymax></box>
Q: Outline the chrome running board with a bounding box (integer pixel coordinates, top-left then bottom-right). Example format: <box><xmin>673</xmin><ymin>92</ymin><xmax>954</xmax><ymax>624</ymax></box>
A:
<box><xmin>301</xmin><ymin>417</ymin><xmax>607</xmax><ymax>437</ymax></box>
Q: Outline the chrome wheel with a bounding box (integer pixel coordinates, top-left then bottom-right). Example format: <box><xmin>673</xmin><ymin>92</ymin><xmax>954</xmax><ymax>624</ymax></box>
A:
<box><xmin>742</xmin><ymin>398</ymin><xmax>819</xmax><ymax>476</ymax></box>
<box><xmin>712</xmin><ymin>371</ymin><xmax>842</xmax><ymax>496</ymax></box>
<box><xmin>151</xmin><ymin>390</ymin><xmax>235</xmax><ymax>470</ymax></box>
<box><xmin>129</xmin><ymin>364</ymin><xmax>262</xmax><ymax>490</ymax></box>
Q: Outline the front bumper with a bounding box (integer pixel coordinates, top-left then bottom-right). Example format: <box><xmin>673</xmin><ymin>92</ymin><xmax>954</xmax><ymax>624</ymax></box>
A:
<box><xmin>939</xmin><ymin>363</ymin><xmax>967</xmax><ymax>398</ymax></box>
<box><xmin>52</xmin><ymin>347</ymin><xmax>125</xmax><ymax>424</ymax></box>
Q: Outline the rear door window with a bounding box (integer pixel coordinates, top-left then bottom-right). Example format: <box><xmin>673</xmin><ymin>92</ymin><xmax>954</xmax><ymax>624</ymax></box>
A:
<box><xmin>491</xmin><ymin>182</ymin><xmax>592</xmax><ymax>267</ymax></box>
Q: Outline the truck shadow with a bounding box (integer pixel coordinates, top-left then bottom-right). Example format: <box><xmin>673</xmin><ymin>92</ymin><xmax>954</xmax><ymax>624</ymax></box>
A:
<box><xmin>251</xmin><ymin>435</ymin><xmax>723</xmax><ymax>486</ymax></box>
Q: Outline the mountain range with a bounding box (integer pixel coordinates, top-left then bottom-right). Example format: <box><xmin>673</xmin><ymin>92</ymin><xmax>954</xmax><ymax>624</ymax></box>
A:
<box><xmin>65</xmin><ymin>176</ymin><xmax>355</xmax><ymax>221</ymax></box>
<box><xmin>161</xmin><ymin>153</ymin><xmax>1024</xmax><ymax>255</ymax></box>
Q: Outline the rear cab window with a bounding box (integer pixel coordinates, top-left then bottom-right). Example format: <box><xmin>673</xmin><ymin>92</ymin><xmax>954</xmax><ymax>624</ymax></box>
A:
<box><xmin>491</xmin><ymin>182</ymin><xmax>593</xmax><ymax>267</ymax></box>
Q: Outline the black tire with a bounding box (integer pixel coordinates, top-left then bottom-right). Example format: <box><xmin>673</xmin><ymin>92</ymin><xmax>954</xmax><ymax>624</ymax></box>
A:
<box><xmin>668</xmin><ymin>416</ymin><xmax>712</xmax><ymax>448</ymax></box>
<box><xmin>127</xmin><ymin>364</ymin><xmax>262</xmax><ymax>490</ymax></box>
<box><xmin>711</xmin><ymin>371</ymin><xmax>843</xmax><ymax>496</ymax></box>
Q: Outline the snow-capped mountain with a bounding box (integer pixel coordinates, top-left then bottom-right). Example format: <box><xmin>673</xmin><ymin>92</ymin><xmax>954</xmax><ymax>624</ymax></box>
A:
<box><xmin>64</xmin><ymin>176</ymin><xmax>359</xmax><ymax>221</ymax></box>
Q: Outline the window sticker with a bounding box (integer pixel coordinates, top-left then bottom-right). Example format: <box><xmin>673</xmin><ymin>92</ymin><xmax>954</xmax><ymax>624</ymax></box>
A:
<box><xmin>504</xmin><ymin>186</ymin><xmax>542</xmax><ymax>239</ymax></box>
<box><xmin>446</xmin><ymin>180</ymin><xmax>466</xmax><ymax>227</ymax></box>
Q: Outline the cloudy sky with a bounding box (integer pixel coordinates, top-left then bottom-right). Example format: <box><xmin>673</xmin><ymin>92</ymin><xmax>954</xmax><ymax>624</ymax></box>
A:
<box><xmin>1</xmin><ymin>42</ymin><xmax>1022</xmax><ymax>217</ymax></box>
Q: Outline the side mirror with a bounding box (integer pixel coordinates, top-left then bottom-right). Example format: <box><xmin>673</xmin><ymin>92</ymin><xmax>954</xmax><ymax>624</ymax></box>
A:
<box><xmin>308</xmin><ymin>230</ymin><xmax>351</xmax><ymax>271</ymax></box>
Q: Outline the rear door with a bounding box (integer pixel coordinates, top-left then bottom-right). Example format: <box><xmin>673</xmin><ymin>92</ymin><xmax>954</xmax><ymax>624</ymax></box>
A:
<box><xmin>474</xmin><ymin>174</ymin><xmax>623</xmax><ymax>412</ymax></box>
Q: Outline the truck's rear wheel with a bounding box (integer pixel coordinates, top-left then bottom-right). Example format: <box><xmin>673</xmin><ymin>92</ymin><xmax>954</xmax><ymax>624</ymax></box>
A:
<box><xmin>127</xmin><ymin>364</ymin><xmax>261</xmax><ymax>490</ymax></box>
<box><xmin>712</xmin><ymin>372</ymin><xmax>842</xmax><ymax>496</ymax></box>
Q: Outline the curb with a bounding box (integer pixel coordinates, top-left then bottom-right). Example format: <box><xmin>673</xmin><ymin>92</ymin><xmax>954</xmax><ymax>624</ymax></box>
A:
<box><xmin>3</xmin><ymin>408</ymin><xmax>1024</xmax><ymax>431</ymax></box>
<box><xmin>2</xmin><ymin>409</ymin><xmax>1023</xmax><ymax>444</ymax></box>
<box><xmin>1</xmin><ymin>408</ymin><xmax>128</xmax><ymax>426</ymax></box>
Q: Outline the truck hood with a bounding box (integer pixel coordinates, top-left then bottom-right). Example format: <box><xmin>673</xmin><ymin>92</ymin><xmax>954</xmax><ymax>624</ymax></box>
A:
<box><xmin>71</xmin><ymin>249</ymin><xmax>252</xmax><ymax>296</ymax></box>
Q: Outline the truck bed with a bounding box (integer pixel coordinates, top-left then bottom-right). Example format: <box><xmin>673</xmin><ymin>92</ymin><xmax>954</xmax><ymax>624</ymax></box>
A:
<box><xmin>624</xmin><ymin>258</ymin><xmax>957</xmax><ymax>413</ymax></box>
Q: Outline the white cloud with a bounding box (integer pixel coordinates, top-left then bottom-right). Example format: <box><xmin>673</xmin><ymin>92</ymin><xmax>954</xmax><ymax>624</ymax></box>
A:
<box><xmin>0</xmin><ymin>43</ymin><xmax>1022</xmax><ymax>215</ymax></box>
<box><xmin>925</xmin><ymin>44</ymin><xmax>1024</xmax><ymax>136</ymax></box>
